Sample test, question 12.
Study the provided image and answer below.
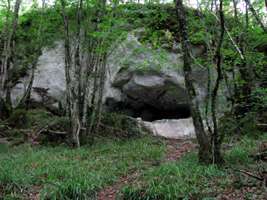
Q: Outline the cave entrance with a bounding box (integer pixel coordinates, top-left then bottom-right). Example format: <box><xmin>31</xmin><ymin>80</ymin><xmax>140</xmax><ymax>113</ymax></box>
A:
<box><xmin>105</xmin><ymin>98</ymin><xmax>191</xmax><ymax>122</ymax></box>
<box><xmin>136</xmin><ymin>105</ymin><xmax>191</xmax><ymax>121</ymax></box>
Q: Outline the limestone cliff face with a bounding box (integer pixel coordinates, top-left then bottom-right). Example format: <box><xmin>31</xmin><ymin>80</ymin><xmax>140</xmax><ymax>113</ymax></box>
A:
<box><xmin>104</xmin><ymin>29</ymin><xmax>208</xmax><ymax>121</ymax></box>
<box><xmin>11</xmin><ymin>29</ymin><xmax>209</xmax><ymax>120</ymax></box>
<box><xmin>9</xmin><ymin>29</ymin><xmax>216</xmax><ymax>139</ymax></box>
<box><xmin>11</xmin><ymin>41</ymin><xmax>66</xmax><ymax>108</ymax></box>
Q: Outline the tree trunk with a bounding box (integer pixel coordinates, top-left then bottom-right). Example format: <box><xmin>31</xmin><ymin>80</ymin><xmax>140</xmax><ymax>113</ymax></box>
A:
<box><xmin>86</xmin><ymin>0</ymin><xmax>107</xmax><ymax>136</ymax></box>
<box><xmin>231</xmin><ymin>1</ymin><xmax>253</xmax><ymax>117</ymax></box>
<box><xmin>244</xmin><ymin>0</ymin><xmax>266</xmax><ymax>32</ymax></box>
<box><xmin>211</xmin><ymin>0</ymin><xmax>224</xmax><ymax>165</ymax></box>
<box><xmin>232</xmin><ymin>0</ymin><xmax>238</xmax><ymax>20</ymax></box>
<box><xmin>175</xmin><ymin>0</ymin><xmax>211</xmax><ymax>164</ymax></box>
<box><xmin>18</xmin><ymin>0</ymin><xmax>46</xmax><ymax>109</ymax></box>
<box><xmin>88</xmin><ymin>49</ymin><xmax>101</xmax><ymax>135</ymax></box>
<box><xmin>60</xmin><ymin>0</ymin><xmax>81</xmax><ymax>147</ymax></box>
<box><xmin>0</xmin><ymin>0</ymin><xmax>22</xmax><ymax>109</ymax></box>
<box><xmin>17</xmin><ymin>59</ymin><xmax>37</xmax><ymax>109</ymax></box>
<box><xmin>75</xmin><ymin>0</ymin><xmax>84</xmax><ymax>122</ymax></box>
<box><xmin>95</xmin><ymin>53</ymin><xmax>107</xmax><ymax>132</ymax></box>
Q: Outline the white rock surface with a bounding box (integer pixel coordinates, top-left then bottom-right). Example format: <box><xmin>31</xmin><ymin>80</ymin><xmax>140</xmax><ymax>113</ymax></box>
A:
<box><xmin>11</xmin><ymin>42</ymin><xmax>65</xmax><ymax>106</ymax></box>
<box><xmin>10</xmin><ymin>30</ymin><xmax>208</xmax><ymax>110</ymax></box>
<box><xmin>142</xmin><ymin>118</ymin><xmax>196</xmax><ymax>139</ymax></box>
<box><xmin>32</xmin><ymin>41</ymin><xmax>66</xmax><ymax>101</ymax></box>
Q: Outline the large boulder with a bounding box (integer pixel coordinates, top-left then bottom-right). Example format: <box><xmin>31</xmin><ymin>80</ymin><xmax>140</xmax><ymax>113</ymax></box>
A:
<box><xmin>103</xmin><ymin>30</ymin><xmax>208</xmax><ymax>121</ymax></box>
<box><xmin>11</xmin><ymin>41</ymin><xmax>65</xmax><ymax>108</ymax></box>
<box><xmin>10</xmin><ymin>29</ymin><xmax>209</xmax><ymax>122</ymax></box>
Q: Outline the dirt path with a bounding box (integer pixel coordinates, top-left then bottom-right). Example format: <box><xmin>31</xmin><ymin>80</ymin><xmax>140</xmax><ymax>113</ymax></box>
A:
<box><xmin>97</xmin><ymin>139</ymin><xmax>196</xmax><ymax>200</ymax></box>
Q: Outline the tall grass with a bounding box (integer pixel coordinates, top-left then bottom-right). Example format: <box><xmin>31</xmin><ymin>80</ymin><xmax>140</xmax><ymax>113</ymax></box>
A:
<box><xmin>0</xmin><ymin>136</ymin><xmax>165</xmax><ymax>199</ymax></box>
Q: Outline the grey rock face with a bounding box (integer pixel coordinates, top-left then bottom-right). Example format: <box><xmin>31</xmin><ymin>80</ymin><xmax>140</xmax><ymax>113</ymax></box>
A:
<box><xmin>32</xmin><ymin>41</ymin><xmax>66</xmax><ymax>102</ymax></box>
<box><xmin>7</xmin><ymin>29</ymin><xmax>215</xmax><ymax>139</ymax></box>
<box><xmin>11</xmin><ymin>42</ymin><xmax>65</xmax><ymax>107</ymax></box>
<box><xmin>10</xmin><ymin>30</ymin><xmax>208</xmax><ymax>121</ymax></box>
<box><xmin>103</xmin><ymin>30</ymin><xmax>208</xmax><ymax>121</ymax></box>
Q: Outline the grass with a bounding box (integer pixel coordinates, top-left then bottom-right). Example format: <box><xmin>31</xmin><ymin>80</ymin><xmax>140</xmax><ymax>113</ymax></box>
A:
<box><xmin>1</xmin><ymin>131</ymin><xmax>266</xmax><ymax>200</ymax></box>
<box><xmin>122</xmin><ymin>154</ymin><xmax>227</xmax><ymax>199</ymax></box>
<box><xmin>121</xmin><ymin>133</ymin><xmax>267</xmax><ymax>200</ymax></box>
<box><xmin>0</xmin><ymin>136</ymin><xmax>166</xmax><ymax>199</ymax></box>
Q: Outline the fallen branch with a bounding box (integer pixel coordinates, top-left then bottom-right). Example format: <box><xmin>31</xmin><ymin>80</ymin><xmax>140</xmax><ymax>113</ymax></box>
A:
<box><xmin>19</xmin><ymin>129</ymin><xmax>34</xmax><ymax>133</ymax></box>
<box><xmin>236</xmin><ymin>169</ymin><xmax>263</xmax><ymax>181</ymax></box>
<box><xmin>47</xmin><ymin>130</ymin><xmax>67</xmax><ymax>135</ymax></box>
<box><xmin>257</xmin><ymin>124</ymin><xmax>267</xmax><ymax>126</ymax></box>
<box><xmin>234</xmin><ymin>169</ymin><xmax>267</xmax><ymax>187</ymax></box>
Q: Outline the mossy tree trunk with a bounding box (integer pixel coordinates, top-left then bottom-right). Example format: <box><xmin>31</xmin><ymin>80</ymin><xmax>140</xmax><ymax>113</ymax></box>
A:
<box><xmin>60</xmin><ymin>0</ymin><xmax>108</xmax><ymax>147</ymax></box>
<box><xmin>175</xmin><ymin>0</ymin><xmax>211</xmax><ymax>164</ymax></box>
<box><xmin>211</xmin><ymin>0</ymin><xmax>224</xmax><ymax>165</ymax></box>
<box><xmin>60</xmin><ymin>0</ymin><xmax>82</xmax><ymax>147</ymax></box>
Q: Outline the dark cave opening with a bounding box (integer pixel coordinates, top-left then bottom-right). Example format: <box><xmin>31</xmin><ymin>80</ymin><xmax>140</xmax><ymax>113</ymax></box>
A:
<box><xmin>105</xmin><ymin>98</ymin><xmax>191</xmax><ymax>122</ymax></box>
<box><xmin>133</xmin><ymin>105</ymin><xmax>191</xmax><ymax>121</ymax></box>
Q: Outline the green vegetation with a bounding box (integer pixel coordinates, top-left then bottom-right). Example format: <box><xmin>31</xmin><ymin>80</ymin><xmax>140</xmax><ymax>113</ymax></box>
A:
<box><xmin>0</xmin><ymin>136</ymin><xmax>165</xmax><ymax>199</ymax></box>
<box><xmin>1</xmin><ymin>133</ymin><xmax>266</xmax><ymax>199</ymax></box>
<box><xmin>122</xmin><ymin>133</ymin><xmax>267</xmax><ymax>199</ymax></box>
<box><xmin>0</xmin><ymin>0</ymin><xmax>266</xmax><ymax>199</ymax></box>
<box><xmin>5</xmin><ymin>3</ymin><xmax>264</xmax><ymax>110</ymax></box>
<box><xmin>99</xmin><ymin>112</ymin><xmax>148</xmax><ymax>138</ymax></box>
<box><xmin>123</xmin><ymin>154</ymin><xmax>227</xmax><ymax>199</ymax></box>
<box><xmin>2</xmin><ymin>109</ymin><xmax>68</xmax><ymax>142</ymax></box>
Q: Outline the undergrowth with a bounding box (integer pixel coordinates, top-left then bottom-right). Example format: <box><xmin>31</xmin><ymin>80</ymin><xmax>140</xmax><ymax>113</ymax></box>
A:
<box><xmin>0</xmin><ymin>136</ymin><xmax>165</xmax><ymax>199</ymax></box>
<box><xmin>121</xmin><ymin>133</ymin><xmax>267</xmax><ymax>199</ymax></box>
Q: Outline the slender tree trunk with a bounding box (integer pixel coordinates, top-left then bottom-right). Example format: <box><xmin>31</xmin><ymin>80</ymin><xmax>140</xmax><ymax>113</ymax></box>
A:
<box><xmin>175</xmin><ymin>0</ymin><xmax>211</xmax><ymax>164</ymax></box>
<box><xmin>196</xmin><ymin>0</ymin><xmax>215</xmax><ymax>135</ymax></box>
<box><xmin>88</xmin><ymin>49</ymin><xmax>101</xmax><ymax>135</ymax></box>
<box><xmin>0</xmin><ymin>0</ymin><xmax>22</xmax><ymax>107</ymax></box>
<box><xmin>244</xmin><ymin>0</ymin><xmax>266</xmax><ymax>32</ymax></box>
<box><xmin>211</xmin><ymin>0</ymin><xmax>214</xmax><ymax>11</ymax></box>
<box><xmin>83</xmin><ymin>39</ymin><xmax>98</xmax><ymax>144</ymax></box>
<box><xmin>86</xmin><ymin>0</ymin><xmax>107</xmax><ymax>136</ymax></box>
<box><xmin>60</xmin><ymin>0</ymin><xmax>81</xmax><ymax>147</ymax></box>
<box><xmin>95</xmin><ymin>53</ymin><xmax>107</xmax><ymax>132</ymax></box>
<box><xmin>75</xmin><ymin>0</ymin><xmax>83</xmax><ymax>121</ymax></box>
<box><xmin>17</xmin><ymin>59</ymin><xmax>37</xmax><ymax>108</ymax></box>
<box><xmin>0</xmin><ymin>0</ymin><xmax>11</xmax><ymax>67</ymax></box>
<box><xmin>245</xmin><ymin>3</ymin><xmax>249</xmax><ymax>29</ymax></box>
<box><xmin>232</xmin><ymin>0</ymin><xmax>238</xmax><ymax>20</ymax></box>
<box><xmin>18</xmin><ymin>0</ymin><xmax>46</xmax><ymax>109</ymax></box>
<box><xmin>211</xmin><ymin>0</ymin><xmax>224</xmax><ymax>165</ymax></box>
<box><xmin>230</xmin><ymin>1</ymin><xmax>253</xmax><ymax>117</ymax></box>
<box><xmin>71</xmin><ymin>0</ymin><xmax>84</xmax><ymax>148</ymax></box>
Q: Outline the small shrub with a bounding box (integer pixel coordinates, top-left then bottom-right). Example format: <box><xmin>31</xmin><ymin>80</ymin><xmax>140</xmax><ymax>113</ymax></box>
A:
<box><xmin>96</xmin><ymin>112</ymin><xmax>147</xmax><ymax>139</ymax></box>
<box><xmin>0</xmin><ymin>98</ymin><xmax>11</xmax><ymax>120</ymax></box>
<box><xmin>219</xmin><ymin>112</ymin><xmax>261</xmax><ymax>138</ymax></box>
<box><xmin>7</xmin><ymin>109</ymin><xmax>29</xmax><ymax>129</ymax></box>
